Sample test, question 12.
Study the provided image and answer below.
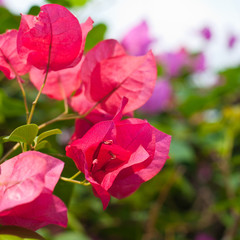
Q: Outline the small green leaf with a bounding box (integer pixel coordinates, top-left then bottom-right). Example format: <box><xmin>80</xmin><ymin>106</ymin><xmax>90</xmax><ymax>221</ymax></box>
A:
<box><xmin>4</xmin><ymin>124</ymin><xmax>38</xmax><ymax>144</ymax></box>
<box><xmin>0</xmin><ymin>226</ymin><xmax>44</xmax><ymax>239</ymax></box>
<box><xmin>36</xmin><ymin>129</ymin><xmax>62</xmax><ymax>144</ymax></box>
<box><xmin>85</xmin><ymin>23</ymin><xmax>107</xmax><ymax>51</ymax></box>
<box><xmin>35</xmin><ymin>140</ymin><xmax>51</xmax><ymax>151</ymax></box>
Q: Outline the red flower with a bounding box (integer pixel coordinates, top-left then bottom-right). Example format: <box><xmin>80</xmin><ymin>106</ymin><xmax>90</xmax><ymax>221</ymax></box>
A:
<box><xmin>0</xmin><ymin>30</ymin><xmax>30</xmax><ymax>79</ymax></box>
<box><xmin>0</xmin><ymin>151</ymin><xmax>67</xmax><ymax>230</ymax></box>
<box><xmin>17</xmin><ymin>4</ymin><xmax>93</xmax><ymax>71</ymax></box>
<box><xmin>66</xmin><ymin>98</ymin><xmax>171</xmax><ymax>209</ymax></box>
<box><xmin>72</xmin><ymin>39</ymin><xmax>156</xmax><ymax>115</ymax></box>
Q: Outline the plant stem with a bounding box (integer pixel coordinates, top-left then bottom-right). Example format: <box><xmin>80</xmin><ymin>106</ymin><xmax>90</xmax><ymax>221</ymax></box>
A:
<box><xmin>60</xmin><ymin>177</ymin><xmax>90</xmax><ymax>186</ymax></box>
<box><xmin>0</xmin><ymin>143</ymin><xmax>20</xmax><ymax>164</ymax></box>
<box><xmin>6</xmin><ymin>60</ymin><xmax>29</xmax><ymax>122</ymax></box>
<box><xmin>70</xmin><ymin>171</ymin><xmax>82</xmax><ymax>180</ymax></box>
<box><xmin>27</xmin><ymin>66</ymin><xmax>50</xmax><ymax>124</ymax></box>
<box><xmin>16</xmin><ymin>76</ymin><xmax>29</xmax><ymax>121</ymax></box>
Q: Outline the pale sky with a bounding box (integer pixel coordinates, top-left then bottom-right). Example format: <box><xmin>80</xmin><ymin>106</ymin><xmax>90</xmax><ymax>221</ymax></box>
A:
<box><xmin>4</xmin><ymin>0</ymin><xmax>240</xmax><ymax>73</ymax></box>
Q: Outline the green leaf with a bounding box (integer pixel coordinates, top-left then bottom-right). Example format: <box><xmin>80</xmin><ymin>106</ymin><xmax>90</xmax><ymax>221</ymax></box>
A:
<box><xmin>0</xmin><ymin>7</ymin><xmax>21</xmax><ymax>34</ymax></box>
<box><xmin>35</xmin><ymin>140</ymin><xmax>51</xmax><ymax>151</ymax></box>
<box><xmin>4</xmin><ymin>124</ymin><xmax>38</xmax><ymax>144</ymax></box>
<box><xmin>169</xmin><ymin>139</ymin><xmax>195</xmax><ymax>163</ymax></box>
<box><xmin>0</xmin><ymin>226</ymin><xmax>44</xmax><ymax>240</ymax></box>
<box><xmin>85</xmin><ymin>23</ymin><xmax>107</xmax><ymax>51</ymax></box>
<box><xmin>36</xmin><ymin>129</ymin><xmax>62</xmax><ymax>144</ymax></box>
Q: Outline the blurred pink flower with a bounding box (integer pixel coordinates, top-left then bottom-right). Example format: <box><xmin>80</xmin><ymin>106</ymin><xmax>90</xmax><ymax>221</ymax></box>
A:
<box><xmin>139</xmin><ymin>79</ymin><xmax>172</xmax><ymax>114</ymax></box>
<box><xmin>195</xmin><ymin>233</ymin><xmax>215</xmax><ymax>240</ymax></box>
<box><xmin>228</xmin><ymin>34</ymin><xmax>237</xmax><ymax>49</ymax></box>
<box><xmin>158</xmin><ymin>48</ymin><xmax>189</xmax><ymax>77</ymax></box>
<box><xmin>200</xmin><ymin>27</ymin><xmax>212</xmax><ymax>41</ymax></box>
<box><xmin>191</xmin><ymin>52</ymin><xmax>206</xmax><ymax>73</ymax></box>
<box><xmin>121</xmin><ymin>21</ymin><xmax>155</xmax><ymax>56</ymax></box>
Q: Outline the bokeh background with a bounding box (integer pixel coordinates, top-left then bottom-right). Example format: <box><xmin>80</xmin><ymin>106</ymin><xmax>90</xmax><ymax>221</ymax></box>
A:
<box><xmin>1</xmin><ymin>0</ymin><xmax>240</xmax><ymax>239</ymax></box>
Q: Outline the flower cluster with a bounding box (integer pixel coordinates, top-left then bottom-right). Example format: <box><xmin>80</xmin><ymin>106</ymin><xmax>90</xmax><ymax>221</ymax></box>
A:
<box><xmin>0</xmin><ymin>4</ymin><xmax>171</xmax><ymax>231</ymax></box>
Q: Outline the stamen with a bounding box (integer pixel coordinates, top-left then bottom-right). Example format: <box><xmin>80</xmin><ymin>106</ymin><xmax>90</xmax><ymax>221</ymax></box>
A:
<box><xmin>103</xmin><ymin>140</ymin><xmax>113</xmax><ymax>145</ymax></box>
<box><xmin>108</xmin><ymin>151</ymin><xmax>116</xmax><ymax>160</ymax></box>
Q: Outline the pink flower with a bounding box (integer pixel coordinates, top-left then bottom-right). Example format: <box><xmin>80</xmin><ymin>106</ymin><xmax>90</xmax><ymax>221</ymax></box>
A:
<box><xmin>191</xmin><ymin>52</ymin><xmax>206</xmax><ymax>73</ymax></box>
<box><xmin>66</xmin><ymin>98</ymin><xmax>171</xmax><ymax>209</ymax></box>
<box><xmin>228</xmin><ymin>34</ymin><xmax>237</xmax><ymax>49</ymax></box>
<box><xmin>73</xmin><ymin>39</ymin><xmax>156</xmax><ymax>115</ymax></box>
<box><xmin>139</xmin><ymin>79</ymin><xmax>172</xmax><ymax>114</ymax></box>
<box><xmin>0</xmin><ymin>151</ymin><xmax>67</xmax><ymax>230</ymax></box>
<box><xmin>195</xmin><ymin>233</ymin><xmax>215</xmax><ymax>240</ymax></box>
<box><xmin>17</xmin><ymin>4</ymin><xmax>93</xmax><ymax>71</ymax></box>
<box><xmin>158</xmin><ymin>48</ymin><xmax>189</xmax><ymax>77</ymax></box>
<box><xmin>0</xmin><ymin>30</ymin><xmax>30</xmax><ymax>79</ymax></box>
<box><xmin>121</xmin><ymin>21</ymin><xmax>155</xmax><ymax>56</ymax></box>
<box><xmin>200</xmin><ymin>27</ymin><xmax>212</xmax><ymax>41</ymax></box>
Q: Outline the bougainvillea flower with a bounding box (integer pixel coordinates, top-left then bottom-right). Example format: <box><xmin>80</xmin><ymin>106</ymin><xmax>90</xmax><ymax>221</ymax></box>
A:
<box><xmin>17</xmin><ymin>4</ymin><xmax>93</xmax><ymax>71</ymax></box>
<box><xmin>79</xmin><ymin>39</ymin><xmax>156</xmax><ymax>115</ymax></box>
<box><xmin>158</xmin><ymin>48</ymin><xmax>189</xmax><ymax>77</ymax></box>
<box><xmin>140</xmin><ymin>79</ymin><xmax>172</xmax><ymax>114</ymax></box>
<box><xmin>66</xmin><ymin>98</ymin><xmax>171</xmax><ymax>209</ymax></box>
<box><xmin>228</xmin><ymin>34</ymin><xmax>237</xmax><ymax>49</ymax></box>
<box><xmin>195</xmin><ymin>233</ymin><xmax>215</xmax><ymax>240</ymax></box>
<box><xmin>0</xmin><ymin>30</ymin><xmax>30</xmax><ymax>79</ymax></box>
<box><xmin>70</xmin><ymin>86</ymin><xmax>133</xmax><ymax>140</ymax></box>
<box><xmin>0</xmin><ymin>151</ymin><xmax>67</xmax><ymax>230</ymax></box>
<box><xmin>200</xmin><ymin>27</ymin><xmax>212</xmax><ymax>41</ymax></box>
<box><xmin>29</xmin><ymin>59</ymin><xmax>83</xmax><ymax>100</ymax></box>
<box><xmin>191</xmin><ymin>52</ymin><xmax>206</xmax><ymax>73</ymax></box>
<box><xmin>121</xmin><ymin>20</ymin><xmax>155</xmax><ymax>56</ymax></box>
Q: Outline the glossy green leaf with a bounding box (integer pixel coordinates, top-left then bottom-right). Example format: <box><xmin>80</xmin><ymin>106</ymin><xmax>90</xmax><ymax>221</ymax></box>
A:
<box><xmin>35</xmin><ymin>140</ymin><xmax>51</xmax><ymax>151</ymax></box>
<box><xmin>4</xmin><ymin>124</ymin><xmax>38</xmax><ymax>144</ymax></box>
<box><xmin>0</xmin><ymin>226</ymin><xmax>44</xmax><ymax>240</ymax></box>
<box><xmin>0</xmin><ymin>7</ymin><xmax>21</xmax><ymax>33</ymax></box>
<box><xmin>85</xmin><ymin>23</ymin><xmax>107</xmax><ymax>51</ymax></box>
<box><xmin>36</xmin><ymin>129</ymin><xmax>62</xmax><ymax>144</ymax></box>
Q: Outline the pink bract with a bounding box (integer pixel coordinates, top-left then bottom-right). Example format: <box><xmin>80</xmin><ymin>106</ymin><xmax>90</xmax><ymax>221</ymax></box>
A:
<box><xmin>66</xmin><ymin>98</ymin><xmax>171</xmax><ymax>209</ymax></box>
<box><xmin>200</xmin><ymin>27</ymin><xmax>212</xmax><ymax>41</ymax></box>
<box><xmin>158</xmin><ymin>48</ymin><xmax>189</xmax><ymax>77</ymax></box>
<box><xmin>140</xmin><ymin>79</ymin><xmax>172</xmax><ymax>114</ymax></box>
<box><xmin>29</xmin><ymin>59</ymin><xmax>83</xmax><ymax>100</ymax></box>
<box><xmin>0</xmin><ymin>30</ymin><xmax>30</xmax><ymax>79</ymax></box>
<box><xmin>0</xmin><ymin>151</ymin><xmax>67</xmax><ymax>230</ymax></box>
<box><xmin>17</xmin><ymin>4</ymin><xmax>92</xmax><ymax>71</ymax></box>
<box><xmin>228</xmin><ymin>34</ymin><xmax>237</xmax><ymax>49</ymax></box>
<box><xmin>121</xmin><ymin>20</ymin><xmax>155</xmax><ymax>56</ymax></box>
<box><xmin>78</xmin><ymin>39</ymin><xmax>157</xmax><ymax>115</ymax></box>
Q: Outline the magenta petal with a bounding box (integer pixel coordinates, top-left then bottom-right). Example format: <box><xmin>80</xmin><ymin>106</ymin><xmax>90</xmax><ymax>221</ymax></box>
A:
<box><xmin>81</xmin><ymin>39</ymin><xmax>156</xmax><ymax>114</ymax></box>
<box><xmin>87</xmin><ymin>176</ymin><xmax>111</xmax><ymax>210</ymax></box>
<box><xmin>0</xmin><ymin>30</ymin><xmax>30</xmax><ymax>79</ymax></box>
<box><xmin>29</xmin><ymin>60</ymin><xmax>82</xmax><ymax>100</ymax></box>
<box><xmin>0</xmin><ymin>190</ymin><xmax>67</xmax><ymax>231</ymax></box>
<box><xmin>121</xmin><ymin>20</ymin><xmax>155</xmax><ymax>56</ymax></box>
<box><xmin>0</xmin><ymin>151</ymin><xmax>66</xmax><ymax>230</ymax></box>
<box><xmin>17</xmin><ymin>4</ymin><xmax>82</xmax><ymax>71</ymax></box>
<box><xmin>101</xmin><ymin>145</ymin><xmax>149</xmax><ymax>191</ymax></box>
<box><xmin>0</xmin><ymin>152</ymin><xmax>46</xmax><ymax>212</ymax></box>
<box><xmin>140</xmin><ymin>79</ymin><xmax>172</xmax><ymax>114</ymax></box>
